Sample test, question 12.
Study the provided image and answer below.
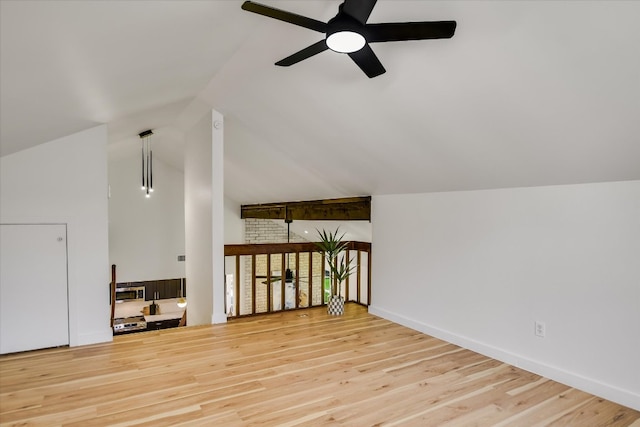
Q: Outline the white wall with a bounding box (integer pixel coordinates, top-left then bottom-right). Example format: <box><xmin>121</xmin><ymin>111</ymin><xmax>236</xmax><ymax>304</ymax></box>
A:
<box><xmin>223</xmin><ymin>196</ymin><xmax>244</xmax><ymax>317</ymax></box>
<box><xmin>211</xmin><ymin>111</ymin><xmax>225</xmax><ymax>324</ymax></box>
<box><xmin>108</xmin><ymin>148</ymin><xmax>185</xmax><ymax>282</ymax></box>
<box><xmin>0</xmin><ymin>125</ymin><xmax>111</xmax><ymax>346</ymax></box>
<box><xmin>184</xmin><ymin>110</ymin><xmax>229</xmax><ymax>325</ymax></box>
<box><xmin>224</xmin><ymin>195</ymin><xmax>243</xmax><ymax>245</ymax></box>
<box><xmin>370</xmin><ymin>180</ymin><xmax>640</xmax><ymax>410</ymax></box>
<box><xmin>185</xmin><ymin>112</ymin><xmax>213</xmax><ymax>326</ymax></box>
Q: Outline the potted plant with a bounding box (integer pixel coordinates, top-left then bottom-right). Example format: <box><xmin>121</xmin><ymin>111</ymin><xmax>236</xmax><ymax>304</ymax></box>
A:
<box><xmin>315</xmin><ymin>228</ymin><xmax>355</xmax><ymax>315</ymax></box>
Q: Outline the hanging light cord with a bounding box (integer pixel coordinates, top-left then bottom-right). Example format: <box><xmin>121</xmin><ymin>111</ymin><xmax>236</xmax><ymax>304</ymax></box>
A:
<box><xmin>285</xmin><ymin>219</ymin><xmax>293</xmax><ymax>281</ymax></box>
<box><xmin>138</xmin><ymin>130</ymin><xmax>154</xmax><ymax>198</ymax></box>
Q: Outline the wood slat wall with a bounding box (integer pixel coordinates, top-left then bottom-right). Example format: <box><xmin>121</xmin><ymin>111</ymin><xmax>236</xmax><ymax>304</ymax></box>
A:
<box><xmin>1</xmin><ymin>304</ymin><xmax>637</xmax><ymax>426</ymax></box>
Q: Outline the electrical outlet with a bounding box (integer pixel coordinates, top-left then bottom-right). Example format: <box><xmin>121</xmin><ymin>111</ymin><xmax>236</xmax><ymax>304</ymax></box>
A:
<box><xmin>535</xmin><ymin>321</ymin><xmax>546</xmax><ymax>338</ymax></box>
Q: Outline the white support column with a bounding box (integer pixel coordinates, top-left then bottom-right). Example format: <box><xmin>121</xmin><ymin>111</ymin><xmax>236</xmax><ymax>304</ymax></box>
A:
<box><xmin>211</xmin><ymin>111</ymin><xmax>226</xmax><ymax>324</ymax></box>
<box><xmin>184</xmin><ymin>113</ymin><xmax>213</xmax><ymax>326</ymax></box>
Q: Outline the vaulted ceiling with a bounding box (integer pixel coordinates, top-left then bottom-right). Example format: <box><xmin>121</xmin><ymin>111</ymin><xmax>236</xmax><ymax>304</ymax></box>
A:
<box><xmin>2</xmin><ymin>1</ymin><xmax>639</xmax><ymax>205</ymax></box>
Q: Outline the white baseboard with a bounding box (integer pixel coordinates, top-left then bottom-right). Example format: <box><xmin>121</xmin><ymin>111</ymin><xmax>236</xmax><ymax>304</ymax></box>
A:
<box><xmin>368</xmin><ymin>305</ymin><xmax>640</xmax><ymax>411</ymax></box>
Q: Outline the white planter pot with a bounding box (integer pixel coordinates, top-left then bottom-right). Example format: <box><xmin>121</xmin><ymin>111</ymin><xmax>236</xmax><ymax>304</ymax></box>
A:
<box><xmin>327</xmin><ymin>295</ymin><xmax>345</xmax><ymax>316</ymax></box>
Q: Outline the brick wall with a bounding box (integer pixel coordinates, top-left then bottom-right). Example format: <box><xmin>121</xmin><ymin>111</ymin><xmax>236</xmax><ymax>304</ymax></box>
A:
<box><xmin>244</xmin><ymin>218</ymin><xmax>307</xmax><ymax>244</ymax></box>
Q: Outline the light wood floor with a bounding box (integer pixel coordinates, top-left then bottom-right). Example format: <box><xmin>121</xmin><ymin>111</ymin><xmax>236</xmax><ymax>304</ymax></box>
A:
<box><xmin>1</xmin><ymin>304</ymin><xmax>638</xmax><ymax>426</ymax></box>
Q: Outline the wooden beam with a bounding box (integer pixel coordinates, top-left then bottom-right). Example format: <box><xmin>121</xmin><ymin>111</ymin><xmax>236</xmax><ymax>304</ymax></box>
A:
<box><xmin>225</xmin><ymin>242</ymin><xmax>318</xmax><ymax>256</ymax></box>
<box><xmin>240</xmin><ymin>204</ymin><xmax>286</xmax><ymax>220</ymax></box>
<box><xmin>224</xmin><ymin>241</ymin><xmax>370</xmax><ymax>257</ymax></box>
<box><xmin>241</xmin><ymin>196</ymin><xmax>371</xmax><ymax>221</ymax></box>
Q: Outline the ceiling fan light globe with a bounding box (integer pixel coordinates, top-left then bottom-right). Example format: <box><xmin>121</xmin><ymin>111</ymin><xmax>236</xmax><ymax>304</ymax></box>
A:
<box><xmin>326</xmin><ymin>31</ymin><xmax>365</xmax><ymax>53</ymax></box>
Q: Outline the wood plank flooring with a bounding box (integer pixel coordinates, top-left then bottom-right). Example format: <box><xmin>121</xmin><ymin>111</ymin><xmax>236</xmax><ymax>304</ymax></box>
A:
<box><xmin>1</xmin><ymin>304</ymin><xmax>638</xmax><ymax>426</ymax></box>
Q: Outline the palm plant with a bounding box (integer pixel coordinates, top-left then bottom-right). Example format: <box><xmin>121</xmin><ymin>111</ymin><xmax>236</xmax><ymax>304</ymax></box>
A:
<box><xmin>315</xmin><ymin>228</ymin><xmax>355</xmax><ymax>298</ymax></box>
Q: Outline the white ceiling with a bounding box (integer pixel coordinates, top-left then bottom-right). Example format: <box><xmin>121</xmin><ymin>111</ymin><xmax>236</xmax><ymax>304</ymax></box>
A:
<box><xmin>2</xmin><ymin>0</ymin><xmax>639</xmax><ymax>205</ymax></box>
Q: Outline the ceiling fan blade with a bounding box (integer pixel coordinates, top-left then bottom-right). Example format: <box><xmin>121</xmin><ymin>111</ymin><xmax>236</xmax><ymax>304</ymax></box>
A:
<box><xmin>341</xmin><ymin>0</ymin><xmax>377</xmax><ymax>25</ymax></box>
<box><xmin>364</xmin><ymin>21</ymin><xmax>457</xmax><ymax>43</ymax></box>
<box><xmin>348</xmin><ymin>44</ymin><xmax>385</xmax><ymax>78</ymax></box>
<box><xmin>241</xmin><ymin>1</ymin><xmax>327</xmax><ymax>33</ymax></box>
<box><xmin>275</xmin><ymin>40</ymin><xmax>329</xmax><ymax>66</ymax></box>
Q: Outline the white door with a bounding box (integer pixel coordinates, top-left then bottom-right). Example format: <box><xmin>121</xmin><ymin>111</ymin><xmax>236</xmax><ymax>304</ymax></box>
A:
<box><xmin>0</xmin><ymin>224</ymin><xmax>69</xmax><ymax>354</ymax></box>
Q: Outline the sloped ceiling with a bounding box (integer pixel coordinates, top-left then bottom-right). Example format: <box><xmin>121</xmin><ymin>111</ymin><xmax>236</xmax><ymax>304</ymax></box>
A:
<box><xmin>1</xmin><ymin>1</ymin><xmax>639</xmax><ymax>205</ymax></box>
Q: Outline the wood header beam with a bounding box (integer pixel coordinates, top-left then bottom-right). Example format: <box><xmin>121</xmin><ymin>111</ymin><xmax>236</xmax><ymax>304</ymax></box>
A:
<box><xmin>241</xmin><ymin>196</ymin><xmax>371</xmax><ymax>222</ymax></box>
<box><xmin>224</xmin><ymin>241</ymin><xmax>371</xmax><ymax>257</ymax></box>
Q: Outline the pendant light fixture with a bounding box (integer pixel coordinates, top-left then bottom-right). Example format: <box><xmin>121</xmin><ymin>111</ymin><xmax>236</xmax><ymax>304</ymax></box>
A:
<box><xmin>177</xmin><ymin>278</ymin><xmax>187</xmax><ymax>308</ymax></box>
<box><xmin>139</xmin><ymin>129</ymin><xmax>154</xmax><ymax>198</ymax></box>
<box><xmin>285</xmin><ymin>219</ymin><xmax>294</xmax><ymax>282</ymax></box>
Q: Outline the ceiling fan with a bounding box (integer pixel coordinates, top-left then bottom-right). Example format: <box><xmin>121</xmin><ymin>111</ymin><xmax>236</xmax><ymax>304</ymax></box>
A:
<box><xmin>241</xmin><ymin>0</ymin><xmax>457</xmax><ymax>78</ymax></box>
